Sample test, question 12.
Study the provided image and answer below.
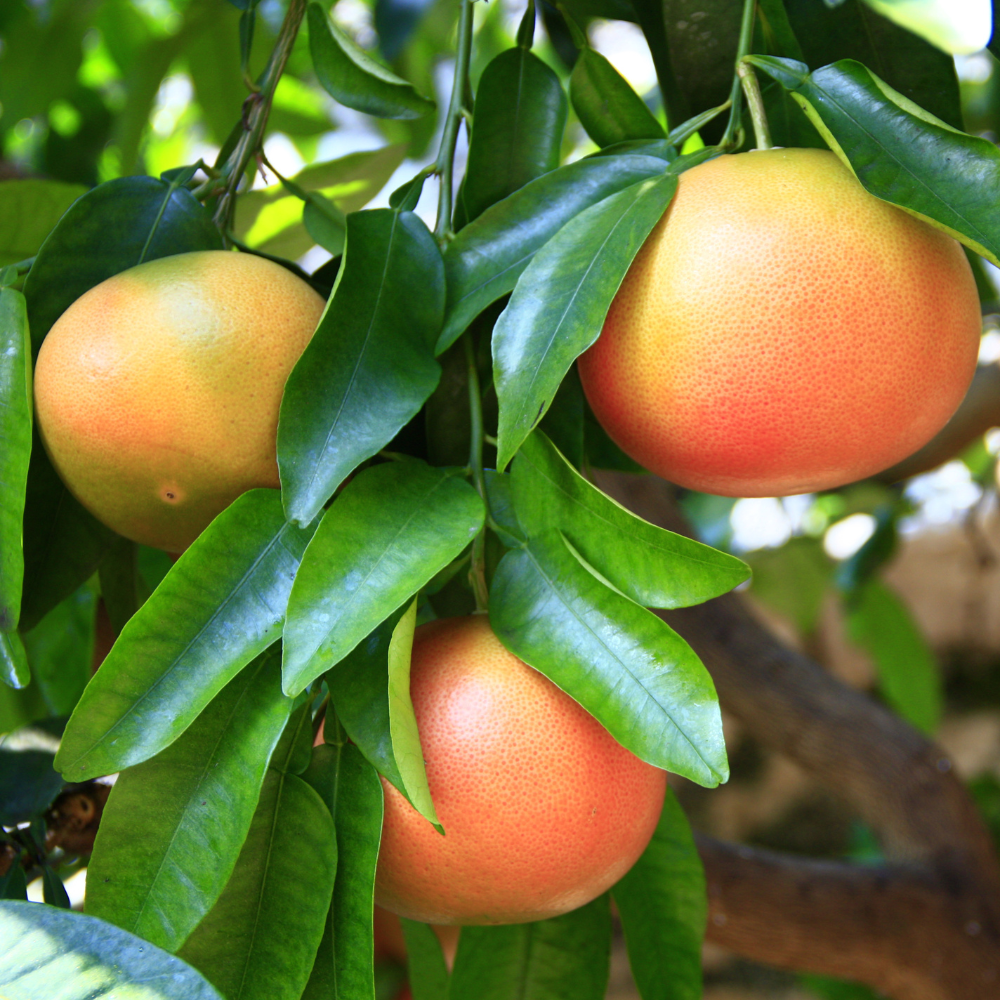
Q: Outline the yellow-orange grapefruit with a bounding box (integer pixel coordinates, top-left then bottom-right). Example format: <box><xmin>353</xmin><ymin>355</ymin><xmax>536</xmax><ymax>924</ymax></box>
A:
<box><xmin>374</xmin><ymin>615</ymin><xmax>667</xmax><ymax>925</ymax></box>
<box><xmin>578</xmin><ymin>148</ymin><xmax>981</xmax><ymax>497</ymax></box>
<box><xmin>34</xmin><ymin>251</ymin><xmax>324</xmax><ymax>552</ymax></box>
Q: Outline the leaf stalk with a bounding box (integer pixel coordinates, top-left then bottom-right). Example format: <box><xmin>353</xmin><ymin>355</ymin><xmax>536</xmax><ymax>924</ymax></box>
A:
<box><xmin>720</xmin><ymin>0</ymin><xmax>759</xmax><ymax>149</ymax></box>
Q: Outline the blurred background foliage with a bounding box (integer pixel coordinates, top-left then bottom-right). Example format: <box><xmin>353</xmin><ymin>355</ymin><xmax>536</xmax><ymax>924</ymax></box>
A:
<box><xmin>3</xmin><ymin>1</ymin><xmax>1000</xmax><ymax>997</ymax></box>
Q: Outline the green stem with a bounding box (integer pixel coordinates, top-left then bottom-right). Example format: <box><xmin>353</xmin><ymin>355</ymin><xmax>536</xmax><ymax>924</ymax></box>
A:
<box><xmin>434</xmin><ymin>0</ymin><xmax>475</xmax><ymax>240</ymax></box>
<box><xmin>212</xmin><ymin>0</ymin><xmax>309</xmax><ymax>235</ymax></box>
<box><xmin>737</xmin><ymin>60</ymin><xmax>773</xmax><ymax>150</ymax></box>
<box><xmin>720</xmin><ymin>0</ymin><xmax>758</xmax><ymax>149</ymax></box>
<box><xmin>463</xmin><ymin>334</ymin><xmax>489</xmax><ymax>612</ymax></box>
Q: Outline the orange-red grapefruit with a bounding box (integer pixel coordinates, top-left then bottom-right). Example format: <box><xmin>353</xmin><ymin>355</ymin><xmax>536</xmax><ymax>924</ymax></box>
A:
<box><xmin>33</xmin><ymin>250</ymin><xmax>324</xmax><ymax>552</ymax></box>
<box><xmin>374</xmin><ymin>615</ymin><xmax>667</xmax><ymax>925</ymax></box>
<box><xmin>578</xmin><ymin>148</ymin><xmax>981</xmax><ymax>497</ymax></box>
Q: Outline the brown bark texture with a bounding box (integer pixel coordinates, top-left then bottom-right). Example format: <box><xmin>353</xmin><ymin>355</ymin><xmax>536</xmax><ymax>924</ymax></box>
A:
<box><xmin>595</xmin><ymin>470</ymin><xmax>1000</xmax><ymax>1000</ymax></box>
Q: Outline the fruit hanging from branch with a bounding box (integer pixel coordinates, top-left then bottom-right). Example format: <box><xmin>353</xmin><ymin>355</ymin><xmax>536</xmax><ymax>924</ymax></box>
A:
<box><xmin>374</xmin><ymin>615</ymin><xmax>668</xmax><ymax>925</ymax></box>
<box><xmin>578</xmin><ymin>148</ymin><xmax>982</xmax><ymax>497</ymax></box>
<box><xmin>33</xmin><ymin>250</ymin><xmax>324</xmax><ymax>553</ymax></box>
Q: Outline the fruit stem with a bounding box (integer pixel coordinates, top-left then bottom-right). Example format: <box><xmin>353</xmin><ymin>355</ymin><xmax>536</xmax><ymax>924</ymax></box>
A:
<box><xmin>212</xmin><ymin>0</ymin><xmax>309</xmax><ymax>235</ymax></box>
<box><xmin>434</xmin><ymin>0</ymin><xmax>476</xmax><ymax>241</ymax></box>
<box><xmin>720</xmin><ymin>0</ymin><xmax>758</xmax><ymax>149</ymax></box>
<box><xmin>463</xmin><ymin>333</ymin><xmax>490</xmax><ymax>612</ymax></box>
<box><xmin>738</xmin><ymin>59</ymin><xmax>773</xmax><ymax>150</ymax></box>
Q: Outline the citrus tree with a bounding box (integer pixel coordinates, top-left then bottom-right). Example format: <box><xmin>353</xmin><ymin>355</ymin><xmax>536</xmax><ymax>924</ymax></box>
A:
<box><xmin>1</xmin><ymin>1</ymin><xmax>999</xmax><ymax>999</ymax></box>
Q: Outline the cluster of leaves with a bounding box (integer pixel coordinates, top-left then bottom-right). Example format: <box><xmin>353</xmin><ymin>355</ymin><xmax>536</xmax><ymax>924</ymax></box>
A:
<box><xmin>1</xmin><ymin>0</ymin><xmax>999</xmax><ymax>998</ymax></box>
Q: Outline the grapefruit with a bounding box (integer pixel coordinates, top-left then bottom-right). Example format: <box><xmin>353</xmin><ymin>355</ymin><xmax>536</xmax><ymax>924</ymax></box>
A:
<box><xmin>374</xmin><ymin>615</ymin><xmax>667</xmax><ymax>925</ymax></box>
<box><xmin>33</xmin><ymin>251</ymin><xmax>324</xmax><ymax>552</ymax></box>
<box><xmin>578</xmin><ymin>148</ymin><xmax>982</xmax><ymax>497</ymax></box>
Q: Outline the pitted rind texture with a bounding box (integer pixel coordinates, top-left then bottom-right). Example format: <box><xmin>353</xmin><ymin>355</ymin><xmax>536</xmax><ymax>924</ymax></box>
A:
<box><xmin>374</xmin><ymin>616</ymin><xmax>668</xmax><ymax>926</ymax></box>
<box><xmin>33</xmin><ymin>250</ymin><xmax>325</xmax><ymax>551</ymax></box>
<box><xmin>578</xmin><ymin>148</ymin><xmax>982</xmax><ymax>497</ymax></box>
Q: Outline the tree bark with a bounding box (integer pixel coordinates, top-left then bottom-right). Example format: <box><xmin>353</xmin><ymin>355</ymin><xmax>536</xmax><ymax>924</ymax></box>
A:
<box><xmin>595</xmin><ymin>471</ymin><xmax>1000</xmax><ymax>1000</ymax></box>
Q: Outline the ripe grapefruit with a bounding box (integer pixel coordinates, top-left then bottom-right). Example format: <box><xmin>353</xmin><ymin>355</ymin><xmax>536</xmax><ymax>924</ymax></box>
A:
<box><xmin>374</xmin><ymin>615</ymin><xmax>667</xmax><ymax>925</ymax></box>
<box><xmin>578</xmin><ymin>148</ymin><xmax>982</xmax><ymax>497</ymax></box>
<box><xmin>33</xmin><ymin>251</ymin><xmax>324</xmax><ymax>552</ymax></box>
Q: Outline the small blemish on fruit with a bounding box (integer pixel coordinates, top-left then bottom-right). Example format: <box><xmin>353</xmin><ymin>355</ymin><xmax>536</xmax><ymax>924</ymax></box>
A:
<box><xmin>160</xmin><ymin>484</ymin><xmax>185</xmax><ymax>504</ymax></box>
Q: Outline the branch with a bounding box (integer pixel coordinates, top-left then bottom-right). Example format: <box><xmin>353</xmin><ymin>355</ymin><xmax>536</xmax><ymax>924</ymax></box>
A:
<box><xmin>594</xmin><ymin>471</ymin><xmax>1000</xmax><ymax>1000</ymax></box>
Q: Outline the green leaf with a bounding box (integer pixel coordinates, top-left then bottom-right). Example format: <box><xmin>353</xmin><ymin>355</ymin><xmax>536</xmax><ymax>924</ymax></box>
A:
<box><xmin>0</xmin><ymin>180</ymin><xmax>85</xmax><ymax>267</ymax></box>
<box><xmin>21</xmin><ymin>583</ymin><xmax>96</xmax><ymax>717</ymax></box>
<box><xmin>234</xmin><ymin>146</ymin><xmax>408</xmax><ymax>259</ymax></box>
<box><xmin>539</xmin><ymin>366</ymin><xmax>585</xmax><ymax>470</ymax></box>
<box><xmin>747</xmin><ymin>537</ymin><xmax>834</xmax><ymax>634</ymax></box>
<box><xmin>42</xmin><ymin>867</ymin><xmax>70</xmax><ymax>909</ymax></box>
<box><xmin>783</xmin><ymin>0</ymin><xmax>961</xmax><ymax>129</ymax></box>
<box><xmin>328</xmin><ymin>598</ymin><xmax>439</xmax><ymax>826</ymax></box>
<box><xmin>448</xmin><ymin>894</ymin><xmax>611</xmax><ymax>1000</ymax></box>
<box><xmin>18</xmin><ymin>438</ymin><xmax>116</xmax><ymax>634</ymax></box>
<box><xmin>440</xmin><ymin>153</ymin><xmax>667</xmax><ymax>353</ymax></box>
<box><xmin>22</xmin><ymin>175</ymin><xmax>222</xmax><ymax>353</ymax></box>
<box><xmin>85</xmin><ymin>647</ymin><xmax>293</xmax><ymax>953</ymax></box>
<box><xmin>570</xmin><ymin>47</ymin><xmax>665</xmax><ymax>149</ymax></box>
<box><xmin>283</xmin><ymin>461</ymin><xmax>484</xmax><ymax>695</ymax></box>
<box><xmin>56</xmin><ymin>491</ymin><xmax>314</xmax><ymax>782</ymax></box>
<box><xmin>400</xmin><ymin>919</ymin><xmax>450</xmax><ymax>1000</ymax></box>
<box><xmin>462</xmin><ymin>47</ymin><xmax>568</xmax><ymax>223</ymax></box>
<box><xmin>177</xmin><ymin>766</ymin><xmax>337</xmax><ymax>1000</ymax></box>
<box><xmin>186</xmin><ymin>3</ymin><xmax>250</xmax><ymax>145</ymax></box>
<box><xmin>97</xmin><ymin>537</ymin><xmax>143</xmax><ymax>636</ymax></box>
<box><xmin>748</xmin><ymin>57</ymin><xmax>1000</xmax><ymax>267</ymax></box>
<box><xmin>0</xmin><ymin>725</ymin><xmax>64</xmax><ymax>825</ymax></box>
<box><xmin>494</xmin><ymin>173</ymin><xmax>678</xmax><ymax>470</ymax></box>
<box><xmin>302</xmin><ymin>740</ymin><xmax>384</xmax><ymax>1000</ymax></box>
<box><xmin>612</xmin><ymin>788</ymin><xmax>706</xmax><ymax>1000</ymax></box>
<box><xmin>0</xmin><ymin>290</ymin><xmax>31</xmax><ymax>643</ymax></box>
<box><xmin>307</xmin><ymin>2</ymin><xmax>433</xmax><ymax>119</ymax></box>
<box><xmin>512</xmin><ymin>432</ymin><xmax>749</xmax><ymax>608</ymax></box>
<box><xmin>846</xmin><ymin>579</ymin><xmax>941</xmax><ymax>734</ymax></box>
<box><xmin>489</xmin><ymin>531</ymin><xmax>727</xmax><ymax>786</ymax></box>
<box><xmin>278</xmin><ymin>209</ymin><xmax>444</xmax><ymax>526</ymax></box>
<box><xmin>1</xmin><ymin>863</ymin><xmax>27</xmax><ymax>901</ymax></box>
<box><xmin>0</xmin><ymin>631</ymin><xmax>29</xmax><ymax>692</ymax></box>
<box><xmin>861</xmin><ymin>0</ymin><xmax>989</xmax><ymax>55</ymax></box>
<box><xmin>0</xmin><ymin>900</ymin><xmax>224</xmax><ymax>999</ymax></box>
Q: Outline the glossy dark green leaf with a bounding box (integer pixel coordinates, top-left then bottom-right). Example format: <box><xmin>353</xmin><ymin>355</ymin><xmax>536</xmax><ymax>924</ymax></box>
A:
<box><xmin>85</xmin><ymin>647</ymin><xmax>293</xmax><ymax>953</ymax></box>
<box><xmin>749</xmin><ymin>57</ymin><xmax>1000</xmax><ymax>266</ymax></box>
<box><xmin>483</xmin><ymin>472</ymin><xmax>525</xmax><ymax>548</ymax></box>
<box><xmin>22</xmin><ymin>175</ymin><xmax>222</xmax><ymax>352</ymax></box>
<box><xmin>784</xmin><ymin>0</ymin><xmax>962</xmax><ymax>127</ymax></box>
<box><xmin>41</xmin><ymin>867</ymin><xmax>70</xmax><ymax>909</ymax></box>
<box><xmin>539</xmin><ymin>367</ymin><xmax>585</xmax><ymax>470</ymax></box>
<box><xmin>327</xmin><ymin>600</ymin><xmax>439</xmax><ymax>826</ymax></box>
<box><xmin>490</xmin><ymin>531</ymin><xmax>727</xmax><ymax>786</ymax></box>
<box><xmin>494</xmin><ymin>173</ymin><xmax>677</xmax><ymax>470</ymax></box>
<box><xmin>0</xmin><ymin>900</ymin><xmax>225</xmax><ymax>999</ymax></box>
<box><xmin>400</xmin><ymin>919</ymin><xmax>450</xmax><ymax>1000</ymax></box>
<box><xmin>0</xmin><ymin>727</ymin><xmax>63</xmax><ymax>825</ymax></box>
<box><xmin>18</xmin><ymin>437</ymin><xmax>116</xmax><ymax>635</ymax></box>
<box><xmin>278</xmin><ymin>209</ymin><xmax>444</xmax><ymax>526</ymax></box>
<box><xmin>440</xmin><ymin>153</ymin><xmax>667</xmax><ymax>352</ymax></box>
<box><xmin>612</xmin><ymin>789</ymin><xmax>706</xmax><ymax>1000</ymax></box>
<box><xmin>21</xmin><ymin>583</ymin><xmax>96</xmax><ymax>717</ymax></box>
<box><xmin>0</xmin><ymin>863</ymin><xmax>27</xmax><ymax>901</ymax></box>
<box><xmin>0</xmin><ymin>180</ymin><xmax>85</xmax><ymax>267</ymax></box>
<box><xmin>177</xmin><ymin>763</ymin><xmax>336</xmax><ymax>1000</ymax></box>
<box><xmin>307</xmin><ymin>2</ymin><xmax>433</xmax><ymax>119</ymax></box>
<box><xmin>97</xmin><ymin>537</ymin><xmax>143</xmax><ymax>636</ymax></box>
<box><xmin>0</xmin><ymin>628</ymin><xmax>28</xmax><ymax>691</ymax></box>
<box><xmin>283</xmin><ymin>461</ymin><xmax>484</xmax><ymax>695</ymax></box>
<box><xmin>757</xmin><ymin>0</ymin><xmax>805</xmax><ymax>61</ymax></box>
<box><xmin>0</xmin><ymin>290</ymin><xmax>32</xmax><ymax>661</ymax></box>
<box><xmin>462</xmin><ymin>47</ymin><xmax>567</xmax><ymax>224</ymax></box>
<box><xmin>570</xmin><ymin>47</ymin><xmax>664</xmax><ymax>149</ymax></box>
<box><xmin>627</xmin><ymin>0</ymin><xmax>687</xmax><ymax>128</ymax></box>
<box><xmin>846</xmin><ymin>579</ymin><xmax>941</xmax><ymax>735</ymax></box>
<box><xmin>449</xmin><ymin>894</ymin><xmax>611</xmax><ymax>1000</ymax></box>
<box><xmin>512</xmin><ymin>432</ymin><xmax>749</xmax><ymax>608</ymax></box>
<box><xmin>302</xmin><ymin>739</ymin><xmax>384</xmax><ymax>1000</ymax></box>
<box><xmin>56</xmin><ymin>491</ymin><xmax>314</xmax><ymax>782</ymax></box>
